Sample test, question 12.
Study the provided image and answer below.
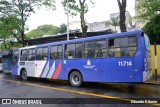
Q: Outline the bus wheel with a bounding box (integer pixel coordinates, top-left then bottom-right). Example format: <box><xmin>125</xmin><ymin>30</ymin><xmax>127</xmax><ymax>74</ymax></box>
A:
<box><xmin>21</xmin><ymin>69</ymin><xmax>28</xmax><ymax>80</ymax></box>
<box><xmin>69</xmin><ymin>71</ymin><xmax>82</xmax><ymax>87</ymax></box>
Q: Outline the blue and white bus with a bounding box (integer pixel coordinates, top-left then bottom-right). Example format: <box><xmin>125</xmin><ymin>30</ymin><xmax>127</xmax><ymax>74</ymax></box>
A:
<box><xmin>2</xmin><ymin>50</ymin><xmax>13</xmax><ymax>73</ymax></box>
<box><xmin>11</xmin><ymin>30</ymin><xmax>152</xmax><ymax>86</ymax></box>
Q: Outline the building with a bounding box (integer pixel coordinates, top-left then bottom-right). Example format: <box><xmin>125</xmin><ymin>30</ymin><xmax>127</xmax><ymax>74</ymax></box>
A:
<box><xmin>69</xmin><ymin>21</ymin><xmax>81</xmax><ymax>32</ymax></box>
<box><xmin>110</xmin><ymin>11</ymin><xmax>132</xmax><ymax>32</ymax></box>
<box><xmin>69</xmin><ymin>11</ymin><xmax>133</xmax><ymax>33</ymax></box>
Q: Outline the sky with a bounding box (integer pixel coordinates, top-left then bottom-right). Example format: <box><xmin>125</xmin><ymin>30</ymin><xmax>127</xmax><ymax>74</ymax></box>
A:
<box><xmin>27</xmin><ymin>0</ymin><xmax>135</xmax><ymax>32</ymax></box>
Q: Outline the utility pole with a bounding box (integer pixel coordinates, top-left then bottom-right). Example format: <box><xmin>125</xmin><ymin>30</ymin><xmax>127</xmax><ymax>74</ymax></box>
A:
<box><xmin>67</xmin><ymin>0</ymin><xmax>69</xmax><ymax>40</ymax></box>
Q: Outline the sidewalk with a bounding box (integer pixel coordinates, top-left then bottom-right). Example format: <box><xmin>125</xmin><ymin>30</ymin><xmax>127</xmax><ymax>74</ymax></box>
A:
<box><xmin>145</xmin><ymin>76</ymin><xmax>160</xmax><ymax>85</ymax></box>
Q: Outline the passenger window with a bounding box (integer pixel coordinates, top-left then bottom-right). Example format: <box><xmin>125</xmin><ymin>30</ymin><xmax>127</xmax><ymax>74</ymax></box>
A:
<box><xmin>109</xmin><ymin>36</ymin><xmax>137</xmax><ymax>57</ymax></box>
<box><xmin>65</xmin><ymin>43</ymin><xmax>82</xmax><ymax>59</ymax></box>
<box><xmin>50</xmin><ymin>45</ymin><xmax>62</xmax><ymax>59</ymax></box>
<box><xmin>36</xmin><ymin>48</ymin><xmax>43</xmax><ymax>60</ymax></box>
<box><xmin>85</xmin><ymin>41</ymin><xmax>95</xmax><ymax>58</ymax></box>
<box><xmin>28</xmin><ymin>49</ymin><xmax>35</xmax><ymax>61</ymax></box>
<box><xmin>75</xmin><ymin>43</ymin><xmax>82</xmax><ymax>58</ymax></box>
<box><xmin>43</xmin><ymin>47</ymin><xmax>48</xmax><ymax>60</ymax></box>
<box><xmin>65</xmin><ymin>44</ymin><xmax>75</xmax><ymax>59</ymax></box>
<box><xmin>36</xmin><ymin>47</ymin><xmax>48</xmax><ymax>60</ymax></box>
<box><xmin>20</xmin><ymin>50</ymin><xmax>28</xmax><ymax>61</ymax></box>
<box><xmin>95</xmin><ymin>40</ymin><xmax>107</xmax><ymax>58</ymax></box>
<box><xmin>13</xmin><ymin>51</ymin><xmax>19</xmax><ymax>64</ymax></box>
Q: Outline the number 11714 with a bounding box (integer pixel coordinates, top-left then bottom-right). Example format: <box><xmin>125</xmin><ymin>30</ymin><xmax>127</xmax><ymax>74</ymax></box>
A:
<box><xmin>118</xmin><ymin>61</ymin><xmax>132</xmax><ymax>66</ymax></box>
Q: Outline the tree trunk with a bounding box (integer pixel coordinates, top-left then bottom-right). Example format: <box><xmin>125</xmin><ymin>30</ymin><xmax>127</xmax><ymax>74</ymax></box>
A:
<box><xmin>117</xmin><ymin>0</ymin><xmax>127</xmax><ymax>32</ymax></box>
<box><xmin>80</xmin><ymin>0</ymin><xmax>87</xmax><ymax>38</ymax></box>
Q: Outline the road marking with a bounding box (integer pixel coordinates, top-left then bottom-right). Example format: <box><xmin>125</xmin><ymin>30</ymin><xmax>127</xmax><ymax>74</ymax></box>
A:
<box><xmin>0</xmin><ymin>78</ymin><xmax>159</xmax><ymax>106</ymax></box>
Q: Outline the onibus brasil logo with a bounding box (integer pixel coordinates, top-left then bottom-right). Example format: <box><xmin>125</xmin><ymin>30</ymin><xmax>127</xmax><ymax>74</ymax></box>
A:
<box><xmin>83</xmin><ymin>60</ymin><xmax>95</xmax><ymax>68</ymax></box>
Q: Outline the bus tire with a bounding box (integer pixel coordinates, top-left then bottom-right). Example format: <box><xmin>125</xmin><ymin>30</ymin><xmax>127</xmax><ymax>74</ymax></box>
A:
<box><xmin>21</xmin><ymin>69</ymin><xmax>28</xmax><ymax>80</ymax></box>
<box><xmin>69</xmin><ymin>71</ymin><xmax>82</xmax><ymax>87</ymax></box>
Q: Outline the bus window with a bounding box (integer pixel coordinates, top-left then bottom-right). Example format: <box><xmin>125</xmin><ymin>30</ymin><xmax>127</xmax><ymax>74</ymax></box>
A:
<box><xmin>57</xmin><ymin>45</ymin><xmax>62</xmax><ymax>59</ymax></box>
<box><xmin>65</xmin><ymin>43</ymin><xmax>82</xmax><ymax>59</ymax></box>
<box><xmin>20</xmin><ymin>50</ymin><xmax>28</xmax><ymax>61</ymax></box>
<box><xmin>65</xmin><ymin>44</ymin><xmax>75</xmax><ymax>59</ymax></box>
<box><xmin>13</xmin><ymin>51</ymin><xmax>19</xmax><ymax>64</ymax></box>
<box><xmin>28</xmin><ymin>48</ymin><xmax>35</xmax><ymax>61</ymax></box>
<box><xmin>109</xmin><ymin>36</ymin><xmax>137</xmax><ymax>57</ymax></box>
<box><xmin>36</xmin><ymin>47</ymin><xmax>48</xmax><ymax>60</ymax></box>
<box><xmin>43</xmin><ymin>47</ymin><xmax>48</xmax><ymax>60</ymax></box>
<box><xmin>75</xmin><ymin>43</ymin><xmax>82</xmax><ymax>58</ymax></box>
<box><xmin>85</xmin><ymin>41</ymin><xmax>95</xmax><ymax>58</ymax></box>
<box><xmin>95</xmin><ymin>40</ymin><xmax>107</xmax><ymax>58</ymax></box>
<box><xmin>50</xmin><ymin>45</ymin><xmax>62</xmax><ymax>59</ymax></box>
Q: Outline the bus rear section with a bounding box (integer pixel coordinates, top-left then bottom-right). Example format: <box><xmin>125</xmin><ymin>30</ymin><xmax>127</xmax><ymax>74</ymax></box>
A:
<box><xmin>106</xmin><ymin>32</ymin><xmax>152</xmax><ymax>82</ymax></box>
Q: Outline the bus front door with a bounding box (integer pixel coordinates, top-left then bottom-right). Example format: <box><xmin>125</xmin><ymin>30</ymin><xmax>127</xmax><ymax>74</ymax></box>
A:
<box><xmin>11</xmin><ymin>51</ymin><xmax>19</xmax><ymax>75</ymax></box>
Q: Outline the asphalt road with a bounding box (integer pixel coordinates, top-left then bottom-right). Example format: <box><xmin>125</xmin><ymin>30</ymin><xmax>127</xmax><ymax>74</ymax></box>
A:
<box><xmin>0</xmin><ymin>72</ymin><xmax>159</xmax><ymax>107</ymax></box>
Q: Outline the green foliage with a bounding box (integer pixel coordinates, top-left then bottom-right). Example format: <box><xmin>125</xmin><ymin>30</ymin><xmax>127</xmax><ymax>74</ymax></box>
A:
<box><xmin>62</xmin><ymin>0</ymin><xmax>94</xmax><ymax>16</ymax></box>
<box><xmin>0</xmin><ymin>15</ymin><xmax>22</xmax><ymax>49</ymax></box>
<box><xmin>0</xmin><ymin>0</ymin><xmax>55</xmax><ymax>47</ymax></box>
<box><xmin>106</xmin><ymin>17</ymin><xmax>119</xmax><ymax>31</ymax></box>
<box><xmin>143</xmin><ymin>15</ymin><xmax>160</xmax><ymax>44</ymax></box>
<box><xmin>26</xmin><ymin>24</ymin><xmax>67</xmax><ymax>39</ymax></box>
<box><xmin>136</xmin><ymin>0</ymin><xmax>160</xmax><ymax>22</ymax></box>
<box><xmin>59</xmin><ymin>24</ymin><xmax>67</xmax><ymax>33</ymax></box>
<box><xmin>62</xmin><ymin>0</ymin><xmax>95</xmax><ymax>37</ymax></box>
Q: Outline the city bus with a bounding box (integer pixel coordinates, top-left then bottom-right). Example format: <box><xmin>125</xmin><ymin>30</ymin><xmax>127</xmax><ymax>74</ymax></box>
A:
<box><xmin>11</xmin><ymin>30</ymin><xmax>152</xmax><ymax>86</ymax></box>
<box><xmin>0</xmin><ymin>54</ymin><xmax>2</xmax><ymax>71</ymax></box>
<box><xmin>2</xmin><ymin>50</ymin><xmax>13</xmax><ymax>73</ymax></box>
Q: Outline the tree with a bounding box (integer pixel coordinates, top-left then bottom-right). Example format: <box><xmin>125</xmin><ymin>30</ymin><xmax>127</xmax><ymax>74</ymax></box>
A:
<box><xmin>136</xmin><ymin>0</ymin><xmax>160</xmax><ymax>22</ymax></box>
<box><xmin>117</xmin><ymin>0</ymin><xmax>127</xmax><ymax>32</ymax></box>
<box><xmin>143</xmin><ymin>15</ymin><xmax>160</xmax><ymax>44</ymax></box>
<box><xmin>26</xmin><ymin>24</ymin><xmax>60</xmax><ymax>39</ymax></box>
<box><xmin>0</xmin><ymin>15</ymin><xmax>21</xmax><ymax>49</ymax></box>
<box><xmin>59</xmin><ymin>23</ymin><xmax>67</xmax><ymax>33</ymax></box>
<box><xmin>0</xmin><ymin>0</ymin><xmax>55</xmax><ymax>47</ymax></box>
<box><xmin>106</xmin><ymin>17</ymin><xmax>119</xmax><ymax>31</ymax></box>
<box><xmin>62</xmin><ymin>0</ymin><xmax>95</xmax><ymax>37</ymax></box>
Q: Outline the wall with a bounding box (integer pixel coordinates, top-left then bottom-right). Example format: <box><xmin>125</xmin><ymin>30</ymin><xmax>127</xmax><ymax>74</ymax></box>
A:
<box><xmin>150</xmin><ymin>45</ymin><xmax>160</xmax><ymax>76</ymax></box>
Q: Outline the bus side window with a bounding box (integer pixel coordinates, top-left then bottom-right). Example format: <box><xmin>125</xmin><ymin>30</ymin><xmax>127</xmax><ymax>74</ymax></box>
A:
<box><xmin>28</xmin><ymin>48</ymin><xmax>35</xmax><ymax>61</ymax></box>
<box><xmin>65</xmin><ymin>44</ymin><xmax>75</xmax><ymax>59</ymax></box>
<box><xmin>43</xmin><ymin>47</ymin><xmax>48</xmax><ymax>60</ymax></box>
<box><xmin>96</xmin><ymin>40</ymin><xmax>106</xmax><ymax>58</ymax></box>
<box><xmin>109</xmin><ymin>36</ymin><xmax>137</xmax><ymax>57</ymax></box>
<box><xmin>75</xmin><ymin>43</ymin><xmax>82</xmax><ymax>58</ymax></box>
<box><xmin>13</xmin><ymin>51</ymin><xmax>19</xmax><ymax>64</ymax></box>
<box><xmin>85</xmin><ymin>41</ymin><xmax>95</xmax><ymax>58</ymax></box>
<box><xmin>50</xmin><ymin>45</ymin><xmax>62</xmax><ymax>60</ymax></box>
<box><xmin>20</xmin><ymin>50</ymin><xmax>28</xmax><ymax>61</ymax></box>
<box><xmin>36</xmin><ymin>48</ymin><xmax>43</xmax><ymax>60</ymax></box>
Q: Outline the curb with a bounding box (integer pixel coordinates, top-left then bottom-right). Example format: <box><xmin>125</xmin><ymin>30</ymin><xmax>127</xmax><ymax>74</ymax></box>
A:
<box><xmin>144</xmin><ymin>82</ymin><xmax>160</xmax><ymax>85</ymax></box>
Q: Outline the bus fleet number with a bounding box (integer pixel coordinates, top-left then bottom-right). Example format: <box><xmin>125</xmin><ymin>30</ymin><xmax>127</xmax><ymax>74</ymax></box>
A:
<box><xmin>118</xmin><ymin>61</ymin><xmax>132</xmax><ymax>66</ymax></box>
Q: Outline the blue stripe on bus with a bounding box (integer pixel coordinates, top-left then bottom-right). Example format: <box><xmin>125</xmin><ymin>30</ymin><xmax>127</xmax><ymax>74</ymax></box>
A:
<box><xmin>40</xmin><ymin>60</ymin><xmax>48</xmax><ymax>77</ymax></box>
<box><xmin>45</xmin><ymin>69</ymin><xmax>50</xmax><ymax>78</ymax></box>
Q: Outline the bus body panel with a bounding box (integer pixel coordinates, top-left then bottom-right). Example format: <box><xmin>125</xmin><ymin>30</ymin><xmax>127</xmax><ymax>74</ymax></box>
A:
<box><xmin>62</xmin><ymin>59</ymin><xmax>103</xmax><ymax>82</ymax></box>
<box><xmin>25</xmin><ymin>61</ymin><xmax>36</xmax><ymax>77</ymax></box>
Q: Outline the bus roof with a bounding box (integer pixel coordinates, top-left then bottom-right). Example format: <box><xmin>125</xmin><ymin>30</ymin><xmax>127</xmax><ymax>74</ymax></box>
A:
<box><xmin>18</xmin><ymin>30</ymin><xmax>143</xmax><ymax>50</ymax></box>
